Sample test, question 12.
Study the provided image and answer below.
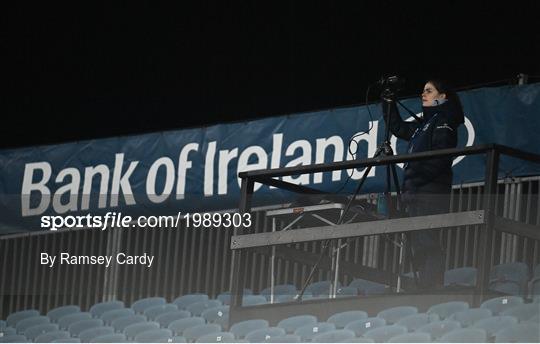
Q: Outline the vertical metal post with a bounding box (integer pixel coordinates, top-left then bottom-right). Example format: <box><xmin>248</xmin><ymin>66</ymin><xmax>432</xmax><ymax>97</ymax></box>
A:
<box><xmin>270</xmin><ymin>217</ymin><xmax>276</xmax><ymax>304</ymax></box>
<box><xmin>474</xmin><ymin>148</ymin><xmax>499</xmax><ymax>306</ymax></box>
<box><xmin>230</xmin><ymin>178</ymin><xmax>254</xmax><ymax>310</ymax></box>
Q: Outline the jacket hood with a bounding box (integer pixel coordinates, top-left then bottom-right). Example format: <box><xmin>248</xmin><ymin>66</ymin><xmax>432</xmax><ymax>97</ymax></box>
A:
<box><xmin>422</xmin><ymin>99</ymin><xmax>465</xmax><ymax>127</ymax></box>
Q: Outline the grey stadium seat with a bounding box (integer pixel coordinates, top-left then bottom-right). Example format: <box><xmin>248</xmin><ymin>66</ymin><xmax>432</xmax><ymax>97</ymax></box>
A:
<box><xmin>472</xmin><ymin>315</ymin><xmax>519</xmax><ymax>338</ymax></box>
<box><xmin>24</xmin><ymin>323</ymin><xmax>59</xmax><ymax>341</ymax></box>
<box><xmin>131</xmin><ymin>297</ymin><xmax>166</xmax><ymax>314</ymax></box>
<box><xmin>6</xmin><ymin>309</ymin><xmax>40</xmax><ymax>327</ymax></box>
<box><xmin>123</xmin><ymin>321</ymin><xmax>160</xmax><ymax>340</ymax></box>
<box><xmin>500</xmin><ymin>303</ymin><xmax>540</xmax><ymax>322</ymax></box>
<box><xmin>134</xmin><ymin>328</ymin><xmax>173</xmax><ymax>343</ymax></box>
<box><xmin>100</xmin><ymin>308</ymin><xmax>135</xmax><ymax>324</ymax></box>
<box><xmin>111</xmin><ymin>314</ymin><xmax>147</xmax><ymax>332</ymax></box>
<box><xmin>277</xmin><ymin>315</ymin><xmax>317</xmax><ymax>333</ymax></box>
<box><xmin>0</xmin><ymin>335</ymin><xmax>28</xmax><ymax>343</ymax></box>
<box><xmin>34</xmin><ymin>330</ymin><xmax>70</xmax><ymax>343</ymax></box>
<box><xmin>93</xmin><ymin>333</ymin><xmax>128</xmax><ymax>343</ymax></box>
<box><xmin>348</xmin><ymin>278</ymin><xmax>389</xmax><ymax>295</ymax></box>
<box><xmin>186</xmin><ymin>300</ymin><xmax>222</xmax><ymax>316</ymax></box>
<box><xmin>480</xmin><ymin>295</ymin><xmax>524</xmax><ymax>314</ymax></box>
<box><xmin>230</xmin><ymin>319</ymin><xmax>269</xmax><ymax>339</ymax></box>
<box><xmin>306</xmin><ymin>280</ymin><xmax>341</xmax><ymax>297</ymax></box>
<box><xmin>416</xmin><ymin>320</ymin><xmax>461</xmax><ymax>340</ymax></box>
<box><xmin>294</xmin><ymin>322</ymin><xmax>336</xmax><ymax>341</ymax></box>
<box><xmin>450</xmin><ymin>307</ymin><xmax>492</xmax><ymax>327</ymax></box>
<box><xmin>265</xmin><ymin>334</ymin><xmax>301</xmax><ymax>342</ymax></box>
<box><xmin>68</xmin><ymin>319</ymin><xmax>104</xmax><ymax>336</ymax></box>
<box><xmin>168</xmin><ymin>317</ymin><xmax>206</xmax><ymax>336</ymax></box>
<box><xmin>79</xmin><ymin>326</ymin><xmax>115</xmax><ymax>342</ymax></box>
<box><xmin>52</xmin><ymin>338</ymin><xmax>80</xmax><ymax>343</ymax></box>
<box><xmin>378</xmin><ymin>306</ymin><xmax>417</xmax><ymax>324</ymax></box>
<box><xmin>245</xmin><ymin>327</ymin><xmax>286</xmax><ymax>342</ymax></box>
<box><xmin>494</xmin><ymin>322</ymin><xmax>540</xmax><ymax>342</ymax></box>
<box><xmin>155</xmin><ymin>310</ymin><xmax>191</xmax><ymax>328</ymax></box>
<box><xmin>427</xmin><ymin>301</ymin><xmax>469</xmax><ymax>320</ymax></box>
<box><xmin>327</xmin><ymin>310</ymin><xmax>368</xmax><ymax>329</ymax></box>
<box><xmin>217</xmin><ymin>290</ymin><xmax>252</xmax><ymax>305</ymax></box>
<box><xmin>242</xmin><ymin>295</ymin><xmax>268</xmax><ymax>306</ymax></box>
<box><xmin>173</xmin><ymin>294</ymin><xmax>209</xmax><ymax>310</ymax></box>
<box><xmin>58</xmin><ymin>312</ymin><xmax>92</xmax><ymax>330</ymax></box>
<box><xmin>201</xmin><ymin>306</ymin><xmax>229</xmax><ymax>326</ymax></box>
<box><xmin>15</xmin><ymin>316</ymin><xmax>50</xmax><ymax>334</ymax></box>
<box><xmin>489</xmin><ymin>262</ymin><xmax>529</xmax><ymax>296</ymax></box>
<box><xmin>439</xmin><ymin>328</ymin><xmax>487</xmax><ymax>342</ymax></box>
<box><xmin>364</xmin><ymin>325</ymin><xmax>407</xmax><ymax>342</ymax></box>
<box><xmin>388</xmin><ymin>332</ymin><xmax>431</xmax><ymax>342</ymax></box>
<box><xmin>260</xmin><ymin>284</ymin><xmax>298</xmax><ymax>300</ymax></box>
<box><xmin>396</xmin><ymin>313</ymin><xmax>438</xmax><ymax>331</ymax></box>
<box><xmin>444</xmin><ymin>267</ymin><xmax>477</xmax><ymax>287</ymax></box>
<box><xmin>89</xmin><ymin>301</ymin><xmax>124</xmax><ymax>318</ymax></box>
<box><xmin>195</xmin><ymin>332</ymin><xmax>235</xmax><ymax>343</ymax></box>
<box><xmin>183</xmin><ymin>324</ymin><xmax>222</xmax><ymax>342</ymax></box>
<box><xmin>345</xmin><ymin>317</ymin><xmax>387</xmax><ymax>337</ymax></box>
<box><xmin>47</xmin><ymin>305</ymin><xmax>80</xmax><ymax>323</ymax></box>
<box><xmin>144</xmin><ymin>303</ymin><xmax>178</xmax><ymax>320</ymax></box>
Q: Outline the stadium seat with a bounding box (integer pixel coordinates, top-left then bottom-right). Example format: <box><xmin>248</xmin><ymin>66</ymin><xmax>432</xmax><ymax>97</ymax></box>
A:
<box><xmin>0</xmin><ymin>335</ymin><xmax>28</xmax><ymax>343</ymax></box>
<box><xmin>6</xmin><ymin>309</ymin><xmax>40</xmax><ymax>327</ymax></box>
<box><xmin>388</xmin><ymin>332</ymin><xmax>431</xmax><ymax>342</ymax></box>
<box><xmin>260</xmin><ymin>284</ymin><xmax>298</xmax><ymax>300</ymax></box>
<box><xmin>277</xmin><ymin>315</ymin><xmax>317</xmax><ymax>333</ymax></box>
<box><xmin>79</xmin><ymin>326</ymin><xmax>114</xmax><ymax>343</ymax></box>
<box><xmin>155</xmin><ymin>310</ymin><xmax>192</xmax><ymax>328</ymax></box>
<box><xmin>444</xmin><ymin>267</ymin><xmax>477</xmax><ymax>287</ymax></box>
<box><xmin>111</xmin><ymin>314</ymin><xmax>147</xmax><ymax>332</ymax></box>
<box><xmin>265</xmin><ymin>334</ymin><xmax>301</xmax><ymax>342</ymax></box>
<box><xmin>348</xmin><ymin>278</ymin><xmax>388</xmax><ymax>295</ymax></box>
<box><xmin>450</xmin><ymin>307</ymin><xmax>492</xmax><ymax>327</ymax></box>
<box><xmin>336</xmin><ymin>286</ymin><xmax>359</xmax><ymax>297</ymax></box>
<box><xmin>201</xmin><ymin>306</ymin><xmax>230</xmax><ymax>326</ymax></box>
<box><xmin>416</xmin><ymin>320</ymin><xmax>461</xmax><ymax>340</ymax></box>
<box><xmin>1</xmin><ymin>327</ymin><xmax>16</xmax><ymax>336</ymax></box>
<box><xmin>134</xmin><ymin>328</ymin><xmax>173</xmax><ymax>343</ymax></box>
<box><xmin>171</xmin><ymin>336</ymin><xmax>188</xmax><ymax>343</ymax></box>
<box><xmin>89</xmin><ymin>301</ymin><xmax>124</xmax><ymax>318</ymax></box>
<box><xmin>123</xmin><ymin>321</ymin><xmax>160</xmax><ymax>340</ymax></box>
<box><xmin>494</xmin><ymin>322</ymin><xmax>540</xmax><ymax>342</ymax></box>
<box><xmin>217</xmin><ymin>289</ymin><xmax>253</xmax><ymax>305</ymax></box>
<box><xmin>439</xmin><ymin>328</ymin><xmax>487</xmax><ymax>342</ymax></box>
<box><xmin>100</xmin><ymin>308</ymin><xmax>135</xmax><ymax>324</ymax></box>
<box><xmin>230</xmin><ymin>319</ymin><xmax>269</xmax><ymax>339</ymax></box>
<box><xmin>294</xmin><ymin>322</ymin><xmax>336</xmax><ymax>341</ymax></box>
<box><xmin>472</xmin><ymin>315</ymin><xmax>519</xmax><ymax>338</ymax></box>
<box><xmin>52</xmin><ymin>338</ymin><xmax>80</xmax><ymax>343</ymax></box>
<box><xmin>245</xmin><ymin>327</ymin><xmax>286</xmax><ymax>342</ymax></box>
<box><xmin>195</xmin><ymin>332</ymin><xmax>235</xmax><ymax>343</ymax></box>
<box><xmin>15</xmin><ymin>315</ymin><xmax>50</xmax><ymax>334</ymax></box>
<box><xmin>24</xmin><ymin>323</ymin><xmax>59</xmax><ymax>341</ymax></box>
<box><xmin>58</xmin><ymin>312</ymin><xmax>92</xmax><ymax>330</ymax></box>
<box><xmin>427</xmin><ymin>301</ymin><xmax>469</xmax><ymax>320</ymax></box>
<box><xmin>93</xmin><ymin>333</ymin><xmax>128</xmax><ymax>343</ymax></box>
<box><xmin>489</xmin><ymin>262</ymin><xmax>529</xmax><ymax>296</ymax></box>
<box><xmin>131</xmin><ymin>297</ymin><xmax>166</xmax><ymax>314</ymax></box>
<box><xmin>501</xmin><ymin>303</ymin><xmax>540</xmax><ymax>322</ymax></box>
<box><xmin>173</xmin><ymin>293</ymin><xmax>209</xmax><ymax>309</ymax></box>
<box><xmin>242</xmin><ymin>295</ymin><xmax>268</xmax><ymax>306</ymax></box>
<box><xmin>47</xmin><ymin>305</ymin><xmax>80</xmax><ymax>323</ymax></box>
<box><xmin>364</xmin><ymin>324</ymin><xmax>407</xmax><ymax>342</ymax></box>
<box><xmin>183</xmin><ymin>324</ymin><xmax>222</xmax><ymax>342</ymax></box>
<box><xmin>396</xmin><ymin>313</ymin><xmax>438</xmax><ymax>331</ymax></box>
<box><xmin>306</xmin><ymin>280</ymin><xmax>340</xmax><ymax>297</ymax></box>
<box><xmin>168</xmin><ymin>317</ymin><xmax>206</xmax><ymax>336</ymax></box>
<box><xmin>327</xmin><ymin>310</ymin><xmax>368</xmax><ymax>329</ymax></box>
<box><xmin>340</xmin><ymin>337</ymin><xmax>374</xmax><ymax>343</ymax></box>
<box><xmin>68</xmin><ymin>319</ymin><xmax>104</xmax><ymax>337</ymax></box>
<box><xmin>0</xmin><ymin>320</ymin><xmax>5</xmax><ymax>330</ymax></box>
<box><xmin>144</xmin><ymin>303</ymin><xmax>178</xmax><ymax>320</ymax></box>
<box><xmin>274</xmin><ymin>293</ymin><xmax>313</xmax><ymax>303</ymax></box>
<box><xmin>480</xmin><ymin>295</ymin><xmax>524</xmax><ymax>314</ymax></box>
<box><xmin>186</xmin><ymin>300</ymin><xmax>222</xmax><ymax>316</ymax></box>
<box><xmin>34</xmin><ymin>330</ymin><xmax>71</xmax><ymax>343</ymax></box>
<box><xmin>377</xmin><ymin>306</ymin><xmax>418</xmax><ymax>324</ymax></box>
<box><xmin>345</xmin><ymin>317</ymin><xmax>386</xmax><ymax>337</ymax></box>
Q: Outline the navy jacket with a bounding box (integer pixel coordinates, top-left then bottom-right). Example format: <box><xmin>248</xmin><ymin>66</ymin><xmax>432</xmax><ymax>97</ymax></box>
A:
<box><xmin>382</xmin><ymin>99</ymin><xmax>464</xmax><ymax>200</ymax></box>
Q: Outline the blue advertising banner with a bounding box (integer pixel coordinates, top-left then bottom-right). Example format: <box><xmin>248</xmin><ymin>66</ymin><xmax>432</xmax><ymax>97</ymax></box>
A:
<box><xmin>1</xmin><ymin>83</ymin><xmax>540</xmax><ymax>233</ymax></box>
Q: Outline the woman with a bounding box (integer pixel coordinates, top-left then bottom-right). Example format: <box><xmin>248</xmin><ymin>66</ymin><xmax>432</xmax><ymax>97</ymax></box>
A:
<box><xmin>382</xmin><ymin>79</ymin><xmax>465</xmax><ymax>289</ymax></box>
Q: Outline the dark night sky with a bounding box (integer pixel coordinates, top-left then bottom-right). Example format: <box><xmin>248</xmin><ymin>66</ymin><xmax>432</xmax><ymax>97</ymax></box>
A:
<box><xmin>2</xmin><ymin>2</ymin><xmax>539</xmax><ymax>149</ymax></box>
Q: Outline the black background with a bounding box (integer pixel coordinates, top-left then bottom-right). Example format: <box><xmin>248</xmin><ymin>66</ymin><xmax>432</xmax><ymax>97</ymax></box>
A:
<box><xmin>3</xmin><ymin>2</ymin><xmax>539</xmax><ymax>149</ymax></box>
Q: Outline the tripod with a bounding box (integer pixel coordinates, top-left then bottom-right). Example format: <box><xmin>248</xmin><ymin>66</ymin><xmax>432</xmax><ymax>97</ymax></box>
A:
<box><xmin>296</xmin><ymin>91</ymin><xmax>419</xmax><ymax>300</ymax></box>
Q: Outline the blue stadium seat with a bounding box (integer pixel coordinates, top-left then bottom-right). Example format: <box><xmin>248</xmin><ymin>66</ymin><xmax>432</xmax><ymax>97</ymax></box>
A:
<box><xmin>0</xmin><ymin>335</ymin><xmax>28</xmax><ymax>343</ymax></box>
<box><xmin>480</xmin><ymin>295</ymin><xmax>524</xmax><ymax>314</ymax></box>
<box><xmin>341</xmin><ymin>337</ymin><xmax>374</xmax><ymax>342</ymax></box>
<box><xmin>171</xmin><ymin>336</ymin><xmax>187</xmax><ymax>343</ymax></box>
<box><xmin>294</xmin><ymin>322</ymin><xmax>336</xmax><ymax>341</ymax></box>
<box><xmin>416</xmin><ymin>320</ymin><xmax>461</xmax><ymax>340</ymax></box>
<box><xmin>100</xmin><ymin>308</ymin><xmax>135</xmax><ymax>324</ymax></box>
<box><xmin>6</xmin><ymin>309</ymin><xmax>40</xmax><ymax>327</ymax></box>
<box><xmin>111</xmin><ymin>314</ymin><xmax>147</xmax><ymax>332</ymax></box>
<box><xmin>489</xmin><ymin>262</ymin><xmax>529</xmax><ymax>296</ymax></box>
<box><xmin>450</xmin><ymin>307</ymin><xmax>492</xmax><ymax>327</ymax></box>
<box><xmin>168</xmin><ymin>317</ymin><xmax>206</xmax><ymax>336</ymax></box>
<box><xmin>345</xmin><ymin>317</ymin><xmax>386</xmax><ymax>337</ymax></box>
<box><xmin>173</xmin><ymin>294</ymin><xmax>209</xmax><ymax>310</ymax></box>
<box><xmin>306</xmin><ymin>280</ymin><xmax>341</xmax><ymax>297</ymax></box>
<box><xmin>439</xmin><ymin>328</ymin><xmax>487</xmax><ymax>342</ymax></box>
<box><xmin>144</xmin><ymin>303</ymin><xmax>178</xmax><ymax>320</ymax></box>
<box><xmin>124</xmin><ymin>321</ymin><xmax>160</xmax><ymax>340</ymax></box>
<box><xmin>24</xmin><ymin>323</ymin><xmax>59</xmax><ymax>341</ymax></box>
<box><xmin>277</xmin><ymin>315</ymin><xmax>317</xmax><ymax>333</ymax></box>
<box><xmin>79</xmin><ymin>326</ymin><xmax>114</xmax><ymax>343</ymax></box>
<box><xmin>183</xmin><ymin>324</ymin><xmax>222</xmax><ymax>342</ymax></box>
<box><xmin>472</xmin><ymin>315</ymin><xmax>518</xmax><ymax>338</ymax></box>
<box><xmin>89</xmin><ymin>301</ymin><xmax>125</xmax><ymax>318</ymax></box>
<box><xmin>260</xmin><ymin>284</ymin><xmax>298</xmax><ymax>300</ymax></box>
<box><xmin>364</xmin><ymin>325</ymin><xmax>407</xmax><ymax>342</ymax></box>
<box><xmin>377</xmin><ymin>306</ymin><xmax>418</xmax><ymax>324</ymax></box>
<box><xmin>58</xmin><ymin>312</ymin><xmax>92</xmax><ymax>330</ymax></box>
<box><xmin>155</xmin><ymin>310</ymin><xmax>192</xmax><ymax>328</ymax></box>
<box><xmin>131</xmin><ymin>297</ymin><xmax>166</xmax><ymax>314</ymax></box>
<box><xmin>396</xmin><ymin>313</ymin><xmax>438</xmax><ymax>331</ymax></box>
<box><xmin>501</xmin><ymin>303</ymin><xmax>540</xmax><ymax>322</ymax></box>
<box><xmin>0</xmin><ymin>320</ymin><xmax>5</xmax><ymax>330</ymax></box>
<box><xmin>15</xmin><ymin>315</ymin><xmax>50</xmax><ymax>334</ymax></box>
<box><xmin>195</xmin><ymin>332</ymin><xmax>235</xmax><ymax>343</ymax></box>
<box><xmin>217</xmin><ymin>290</ymin><xmax>253</xmax><ymax>305</ymax></box>
<box><xmin>494</xmin><ymin>322</ymin><xmax>540</xmax><ymax>342</ymax></box>
<box><xmin>1</xmin><ymin>327</ymin><xmax>16</xmax><ymax>336</ymax></box>
<box><xmin>327</xmin><ymin>310</ymin><xmax>368</xmax><ymax>329</ymax></box>
<box><xmin>444</xmin><ymin>267</ymin><xmax>477</xmax><ymax>287</ymax></box>
<box><xmin>348</xmin><ymin>278</ymin><xmax>388</xmax><ymax>295</ymax></box>
<box><xmin>134</xmin><ymin>329</ymin><xmax>173</xmax><ymax>343</ymax></box>
<box><xmin>186</xmin><ymin>300</ymin><xmax>222</xmax><ymax>316</ymax></box>
<box><xmin>336</xmin><ymin>287</ymin><xmax>359</xmax><ymax>297</ymax></box>
<box><xmin>245</xmin><ymin>327</ymin><xmax>286</xmax><ymax>342</ymax></box>
<box><xmin>34</xmin><ymin>330</ymin><xmax>70</xmax><ymax>343</ymax></box>
<box><xmin>242</xmin><ymin>295</ymin><xmax>268</xmax><ymax>306</ymax></box>
<box><xmin>47</xmin><ymin>305</ymin><xmax>80</xmax><ymax>323</ymax></box>
<box><xmin>388</xmin><ymin>332</ymin><xmax>431</xmax><ymax>342</ymax></box>
<box><xmin>201</xmin><ymin>306</ymin><xmax>230</xmax><ymax>326</ymax></box>
<box><xmin>229</xmin><ymin>319</ymin><xmax>269</xmax><ymax>339</ymax></box>
<box><xmin>93</xmin><ymin>333</ymin><xmax>128</xmax><ymax>343</ymax></box>
<box><xmin>265</xmin><ymin>334</ymin><xmax>301</xmax><ymax>342</ymax></box>
<box><xmin>427</xmin><ymin>301</ymin><xmax>469</xmax><ymax>320</ymax></box>
<box><xmin>68</xmin><ymin>319</ymin><xmax>104</xmax><ymax>337</ymax></box>
<box><xmin>52</xmin><ymin>338</ymin><xmax>80</xmax><ymax>343</ymax></box>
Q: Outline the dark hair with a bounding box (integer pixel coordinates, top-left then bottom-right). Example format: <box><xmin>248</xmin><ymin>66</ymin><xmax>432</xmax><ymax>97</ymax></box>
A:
<box><xmin>425</xmin><ymin>78</ymin><xmax>464</xmax><ymax>114</ymax></box>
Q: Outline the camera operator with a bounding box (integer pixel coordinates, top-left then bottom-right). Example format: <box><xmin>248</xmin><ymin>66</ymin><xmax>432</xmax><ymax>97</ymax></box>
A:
<box><xmin>382</xmin><ymin>79</ymin><xmax>465</xmax><ymax>290</ymax></box>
